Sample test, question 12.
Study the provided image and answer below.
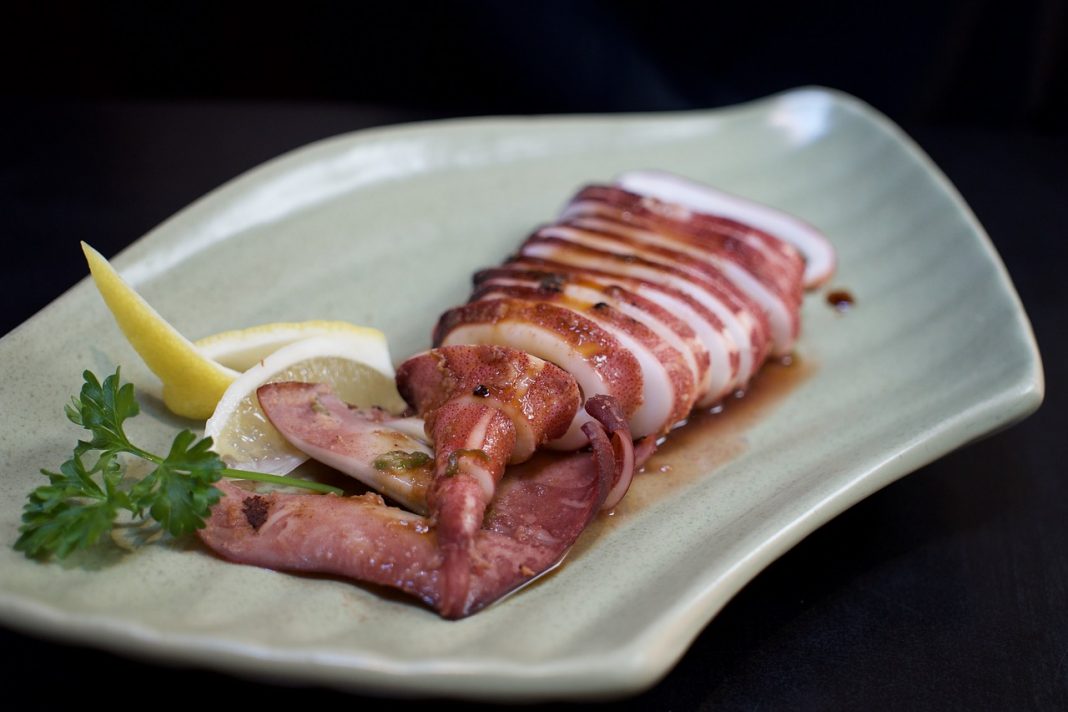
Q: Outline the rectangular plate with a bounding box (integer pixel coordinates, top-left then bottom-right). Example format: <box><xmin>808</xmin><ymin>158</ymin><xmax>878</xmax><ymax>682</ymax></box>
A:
<box><xmin>0</xmin><ymin>88</ymin><xmax>1042</xmax><ymax>700</ymax></box>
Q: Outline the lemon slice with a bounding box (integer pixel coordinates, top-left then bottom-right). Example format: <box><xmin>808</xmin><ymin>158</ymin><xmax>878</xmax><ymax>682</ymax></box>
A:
<box><xmin>204</xmin><ymin>334</ymin><xmax>407</xmax><ymax>475</ymax></box>
<box><xmin>194</xmin><ymin>320</ymin><xmax>385</xmax><ymax>372</ymax></box>
<box><xmin>82</xmin><ymin>242</ymin><xmax>239</xmax><ymax>419</ymax></box>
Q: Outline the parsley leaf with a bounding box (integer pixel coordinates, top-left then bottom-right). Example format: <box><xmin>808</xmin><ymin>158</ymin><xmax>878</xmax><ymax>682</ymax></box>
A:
<box><xmin>67</xmin><ymin>369</ymin><xmax>140</xmax><ymax>454</ymax></box>
<box><xmin>128</xmin><ymin>430</ymin><xmax>224</xmax><ymax>537</ymax></box>
<box><xmin>15</xmin><ymin>453</ymin><xmax>123</xmax><ymax>559</ymax></box>
<box><xmin>16</xmin><ymin>368</ymin><xmax>341</xmax><ymax>561</ymax></box>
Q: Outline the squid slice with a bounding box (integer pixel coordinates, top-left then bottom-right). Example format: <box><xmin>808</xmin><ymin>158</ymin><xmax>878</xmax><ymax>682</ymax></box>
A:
<box><xmin>434</xmin><ymin>299</ymin><xmax>645</xmax><ymax>449</ymax></box>
<box><xmin>559</xmin><ymin>184</ymin><xmax>805</xmax><ymax>353</ymax></box>
<box><xmin>257</xmin><ymin>382</ymin><xmax>432</xmax><ymax>513</ymax></box>
<box><xmin>562</xmin><ymin>188</ymin><xmax>805</xmax><ymax>287</ymax></box>
<box><xmin>583</xmin><ymin>395</ymin><xmax>637</xmax><ymax>510</ymax></box>
<box><xmin>397</xmin><ymin>345</ymin><xmax>578</xmax><ymax>462</ymax></box>
<box><xmin>536</xmin><ymin>220</ymin><xmax>793</xmax><ymax>358</ymax></box>
<box><xmin>557</xmin><ymin>213</ymin><xmax>801</xmax><ymax>356</ymax></box>
<box><xmin>615</xmin><ymin>170</ymin><xmax>836</xmax><ymax>288</ymax></box>
<box><xmin>520</xmin><ymin>235</ymin><xmax>768</xmax><ymax>391</ymax></box>
<box><xmin>485</xmin><ymin>258</ymin><xmax>737</xmax><ymax>405</ymax></box>
<box><xmin>470</xmin><ymin>283</ymin><xmax>695</xmax><ymax>437</ymax></box>
<box><xmin>473</xmin><ymin>266</ymin><xmax>707</xmax><ymax>396</ymax></box>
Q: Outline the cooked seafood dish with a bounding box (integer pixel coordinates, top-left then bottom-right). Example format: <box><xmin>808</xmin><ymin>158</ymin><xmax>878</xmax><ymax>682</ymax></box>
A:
<box><xmin>198</xmin><ymin>170</ymin><xmax>835</xmax><ymax>618</ymax></box>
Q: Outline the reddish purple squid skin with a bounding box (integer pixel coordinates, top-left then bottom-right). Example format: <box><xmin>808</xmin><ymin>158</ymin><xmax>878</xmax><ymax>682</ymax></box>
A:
<box><xmin>396</xmin><ymin>345</ymin><xmax>582</xmax><ymax>616</ymax></box>
<box><xmin>197</xmin><ymin>394</ymin><xmax>634</xmax><ymax>619</ymax></box>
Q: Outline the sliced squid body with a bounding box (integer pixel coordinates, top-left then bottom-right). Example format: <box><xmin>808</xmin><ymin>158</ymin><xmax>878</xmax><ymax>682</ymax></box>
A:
<box><xmin>471</xmin><ymin>277</ymin><xmax>697</xmax><ymax>431</ymax></box>
<box><xmin>558</xmin><ymin>185</ymin><xmax>802</xmax><ymax>356</ymax></box>
<box><xmin>477</xmin><ymin>259</ymin><xmax>736</xmax><ymax>405</ymax></box>
<box><xmin>436</xmin><ymin>176</ymin><xmax>830</xmax><ymax>445</ymax></box>
<box><xmin>615</xmin><ymin>170</ymin><xmax>836</xmax><ymax>288</ymax></box>
<box><xmin>437</xmin><ymin>299</ymin><xmax>645</xmax><ymax>449</ymax></box>
<box><xmin>517</xmin><ymin>233</ymin><xmax>768</xmax><ymax>393</ymax></box>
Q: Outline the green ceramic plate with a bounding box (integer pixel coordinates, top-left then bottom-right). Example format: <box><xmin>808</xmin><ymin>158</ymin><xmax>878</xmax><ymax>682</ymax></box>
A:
<box><xmin>0</xmin><ymin>88</ymin><xmax>1043</xmax><ymax>700</ymax></box>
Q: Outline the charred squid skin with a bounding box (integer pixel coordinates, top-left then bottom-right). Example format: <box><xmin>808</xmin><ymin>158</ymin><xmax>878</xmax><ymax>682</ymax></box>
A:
<box><xmin>561</xmin><ymin>184</ymin><xmax>808</xmax><ymax>354</ymax></box>
<box><xmin>527</xmin><ymin>226</ymin><xmax>775</xmax><ymax>364</ymax></box>
<box><xmin>567</xmin><ymin>189</ymin><xmax>813</xmax><ymax>357</ymax></box>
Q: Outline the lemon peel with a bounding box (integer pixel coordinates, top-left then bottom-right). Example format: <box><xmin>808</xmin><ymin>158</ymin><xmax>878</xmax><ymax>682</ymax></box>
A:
<box><xmin>81</xmin><ymin>242</ymin><xmax>239</xmax><ymax>419</ymax></box>
<box><xmin>194</xmin><ymin>320</ymin><xmax>387</xmax><ymax>372</ymax></box>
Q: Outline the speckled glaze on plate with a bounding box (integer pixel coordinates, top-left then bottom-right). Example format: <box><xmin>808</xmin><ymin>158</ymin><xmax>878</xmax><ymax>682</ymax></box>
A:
<box><xmin>0</xmin><ymin>88</ymin><xmax>1043</xmax><ymax>700</ymax></box>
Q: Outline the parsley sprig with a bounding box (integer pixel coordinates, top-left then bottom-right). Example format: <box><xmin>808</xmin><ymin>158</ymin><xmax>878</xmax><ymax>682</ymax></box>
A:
<box><xmin>15</xmin><ymin>369</ymin><xmax>341</xmax><ymax>560</ymax></box>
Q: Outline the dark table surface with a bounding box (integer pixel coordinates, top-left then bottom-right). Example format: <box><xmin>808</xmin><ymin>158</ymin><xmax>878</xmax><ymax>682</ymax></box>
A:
<box><xmin>1</xmin><ymin>99</ymin><xmax>1065</xmax><ymax>710</ymax></box>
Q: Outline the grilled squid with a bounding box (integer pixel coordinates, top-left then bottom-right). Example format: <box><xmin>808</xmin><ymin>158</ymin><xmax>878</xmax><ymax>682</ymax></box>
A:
<box><xmin>436</xmin><ymin>178</ymin><xmax>821</xmax><ymax>443</ymax></box>
<box><xmin>198</xmin><ymin>172</ymin><xmax>833</xmax><ymax>618</ymax></box>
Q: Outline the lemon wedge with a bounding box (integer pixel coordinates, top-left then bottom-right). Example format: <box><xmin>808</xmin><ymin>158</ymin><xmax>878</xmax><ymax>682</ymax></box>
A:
<box><xmin>194</xmin><ymin>320</ymin><xmax>387</xmax><ymax>372</ymax></box>
<box><xmin>82</xmin><ymin>242</ymin><xmax>239</xmax><ymax>419</ymax></box>
<box><xmin>204</xmin><ymin>334</ymin><xmax>407</xmax><ymax>475</ymax></box>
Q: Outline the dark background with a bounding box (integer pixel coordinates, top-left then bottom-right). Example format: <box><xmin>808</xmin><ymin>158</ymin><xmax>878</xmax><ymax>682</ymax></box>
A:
<box><xmin>2</xmin><ymin>2</ymin><xmax>1066</xmax><ymax>709</ymax></box>
<box><xmin>4</xmin><ymin>1</ymin><xmax>1067</xmax><ymax>126</ymax></box>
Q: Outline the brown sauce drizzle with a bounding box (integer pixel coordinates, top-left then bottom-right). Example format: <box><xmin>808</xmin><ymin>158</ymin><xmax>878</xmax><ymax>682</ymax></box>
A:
<box><xmin>566</xmin><ymin>355</ymin><xmax>814</xmax><ymax>560</ymax></box>
<box><xmin>826</xmin><ymin>289</ymin><xmax>855</xmax><ymax>312</ymax></box>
